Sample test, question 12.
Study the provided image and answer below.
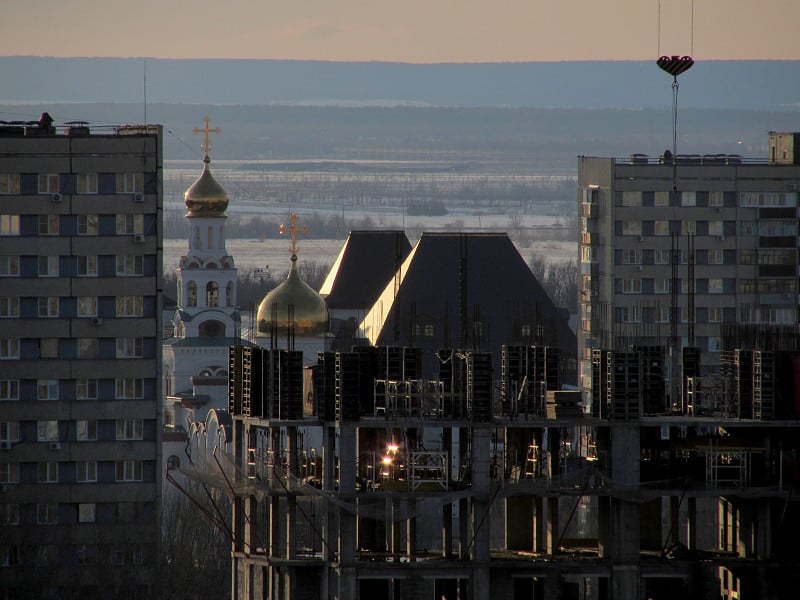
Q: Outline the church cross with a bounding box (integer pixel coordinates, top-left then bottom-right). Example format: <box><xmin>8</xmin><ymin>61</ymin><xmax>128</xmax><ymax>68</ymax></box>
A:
<box><xmin>279</xmin><ymin>212</ymin><xmax>310</xmax><ymax>256</ymax></box>
<box><xmin>192</xmin><ymin>116</ymin><xmax>221</xmax><ymax>158</ymax></box>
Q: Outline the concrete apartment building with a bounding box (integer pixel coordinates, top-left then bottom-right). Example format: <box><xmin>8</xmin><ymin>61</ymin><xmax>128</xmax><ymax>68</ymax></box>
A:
<box><xmin>0</xmin><ymin>114</ymin><xmax>162</xmax><ymax>598</ymax></box>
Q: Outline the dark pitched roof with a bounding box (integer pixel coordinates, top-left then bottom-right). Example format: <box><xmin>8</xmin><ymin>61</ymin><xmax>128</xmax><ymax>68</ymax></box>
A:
<box><xmin>320</xmin><ymin>230</ymin><xmax>411</xmax><ymax>310</ymax></box>
<box><xmin>359</xmin><ymin>232</ymin><xmax>576</xmax><ymax>378</ymax></box>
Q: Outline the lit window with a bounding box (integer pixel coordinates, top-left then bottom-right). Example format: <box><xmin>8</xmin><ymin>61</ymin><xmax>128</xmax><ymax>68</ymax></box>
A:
<box><xmin>116</xmin><ymin>296</ymin><xmax>143</xmax><ymax>317</ymax></box>
<box><xmin>0</xmin><ymin>256</ymin><xmax>19</xmax><ymax>276</ymax></box>
<box><xmin>116</xmin><ymin>337</ymin><xmax>143</xmax><ymax>358</ymax></box>
<box><xmin>76</xmin><ymin>380</ymin><xmax>98</xmax><ymax>400</ymax></box>
<box><xmin>621</xmin><ymin>192</ymin><xmax>641</xmax><ymax>206</ymax></box>
<box><xmin>0</xmin><ymin>339</ymin><xmax>19</xmax><ymax>359</ymax></box>
<box><xmin>709</xmin><ymin>191</ymin><xmax>724</xmax><ymax>207</ymax></box>
<box><xmin>76</xmin><ymin>420</ymin><xmax>97</xmax><ymax>441</ymax></box>
<box><xmin>37</xmin><ymin>462</ymin><xmax>59</xmax><ymax>483</ymax></box>
<box><xmin>116</xmin><ymin>255</ymin><xmax>143</xmax><ymax>276</ymax></box>
<box><xmin>115</xmin><ymin>379</ymin><xmax>143</xmax><ymax>399</ymax></box>
<box><xmin>116</xmin><ymin>173</ymin><xmax>143</xmax><ymax>194</ymax></box>
<box><xmin>76</xmin><ymin>462</ymin><xmax>97</xmax><ymax>483</ymax></box>
<box><xmin>0</xmin><ymin>174</ymin><xmax>20</xmax><ymax>194</ymax></box>
<box><xmin>654</xmin><ymin>220</ymin><xmax>670</xmax><ymax>236</ymax></box>
<box><xmin>77</xmin><ymin>214</ymin><xmax>98</xmax><ymax>235</ymax></box>
<box><xmin>76</xmin><ymin>255</ymin><xmax>97</xmax><ymax>277</ymax></box>
<box><xmin>78</xmin><ymin>503</ymin><xmax>96</xmax><ymax>523</ymax></box>
<box><xmin>0</xmin><ymin>215</ymin><xmax>19</xmax><ymax>236</ymax></box>
<box><xmin>681</xmin><ymin>192</ymin><xmax>696</xmax><ymax>206</ymax></box>
<box><xmin>115</xmin><ymin>460</ymin><xmax>143</xmax><ymax>482</ymax></box>
<box><xmin>622</xmin><ymin>221</ymin><xmax>642</xmax><ymax>236</ymax></box>
<box><xmin>77</xmin><ymin>173</ymin><xmax>98</xmax><ymax>194</ymax></box>
<box><xmin>37</xmin><ymin>380</ymin><xmax>58</xmax><ymax>400</ymax></box>
<box><xmin>708</xmin><ymin>220</ymin><xmax>723</xmax><ymax>237</ymax></box>
<box><xmin>116</xmin><ymin>419</ymin><xmax>143</xmax><ymax>440</ymax></box>
<box><xmin>709</xmin><ymin>278</ymin><xmax>723</xmax><ymax>294</ymax></box>
<box><xmin>0</xmin><ymin>380</ymin><xmax>19</xmax><ymax>401</ymax></box>
<box><xmin>654</xmin><ymin>191</ymin><xmax>670</xmax><ymax>206</ymax></box>
<box><xmin>38</xmin><ymin>256</ymin><xmax>59</xmax><ymax>277</ymax></box>
<box><xmin>38</xmin><ymin>215</ymin><xmax>59</xmax><ymax>236</ymax></box>
<box><xmin>37</xmin><ymin>420</ymin><xmax>59</xmax><ymax>442</ymax></box>
<box><xmin>38</xmin><ymin>174</ymin><xmax>60</xmax><ymax>194</ymax></box>
<box><xmin>681</xmin><ymin>221</ymin><xmax>696</xmax><ymax>235</ymax></box>
<box><xmin>0</xmin><ymin>297</ymin><xmax>19</xmax><ymax>318</ymax></box>
<box><xmin>38</xmin><ymin>297</ymin><xmax>59</xmax><ymax>318</ymax></box>
<box><xmin>77</xmin><ymin>297</ymin><xmax>98</xmax><ymax>317</ymax></box>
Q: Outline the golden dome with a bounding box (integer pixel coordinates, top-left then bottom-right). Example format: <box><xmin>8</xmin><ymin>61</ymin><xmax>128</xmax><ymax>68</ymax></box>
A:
<box><xmin>184</xmin><ymin>156</ymin><xmax>229</xmax><ymax>217</ymax></box>
<box><xmin>257</xmin><ymin>255</ymin><xmax>329</xmax><ymax>337</ymax></box>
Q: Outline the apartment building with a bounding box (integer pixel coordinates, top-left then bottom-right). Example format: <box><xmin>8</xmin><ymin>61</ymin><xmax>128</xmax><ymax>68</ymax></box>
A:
<box><xmin>0</xmin><ymin>114</ymin><xmax>162</xmax><ymax>598</ymax></box>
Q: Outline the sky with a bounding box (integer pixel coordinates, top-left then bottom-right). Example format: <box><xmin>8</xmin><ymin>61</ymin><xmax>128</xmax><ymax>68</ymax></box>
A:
<box><xmin>2</xmin><ymin>0</ymin><xmax>798</xmax><ymax>62</ymax></box>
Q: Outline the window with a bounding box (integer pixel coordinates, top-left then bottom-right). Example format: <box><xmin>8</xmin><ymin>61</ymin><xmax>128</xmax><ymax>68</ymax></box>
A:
<box><xmin>37</xmin><ymin>420</ymin><xmax>59</xmax><ymax>442</ymax></box>
<box><xmin>116</xmin><ymin>255</ymin><xmax>144</xmax><ymax>276</ymax></box>
<box><xmin>0</xmin><ymin>421</ymin><xmax>19</xmax><ymax>442</ymax></box>
<box><xmin>0</xmin><ymin>504</ymin><xmax>19</xmax><ymax>525</ymax></box>
<box><xmin>709</xmin><ymin>191</ymin><xmax>724</xmax><ymax>207</ymax></box>
<box><xmin>115</xmin><ymin>213</ymin><xmax>143</xmax><ymax>234</ymax></box>
<box><xmin>654</xmin><ymin>249</ymin><xmax>670</xmax><ymax>265</ymax></box>
<box><xmin>187</xmin><ymin>281</ymin><xmax>197</xmax><ymax>307</ymax></box>
<box><xmin>622</xmin><ymin>279</ymin><xmax>642</xmax><ymax>294</ymax></box>
<box><xmin>708</xmin><ymin>220</ymin><xmax>723</xmax><ymax>237</ymax></box>
<box><xmin>76</xmin><ymin>255</ymin><xmax>97</xmax><ymax>277</ymax></box>
<box><xmin>226</xmin><ymin>282</ymin><xmax>234</xmax><ymax>307</ymax></box>
<box><xmin>739</xmin><ymin>221</ymin><xmax>756</xmax><ymax>236</ymax></box>
<box><xmin>708</xmin><ymin>279</ymin><xmax>723</xmax><ymax>295</ymax></box>
<box><xmin>0</xmin><ymin>256</ymin><xmax>19</xmax><ymax>276</ymax></box>
<box><xmin>622</xmin><ymin>221</ymin><xmax>642</xmax><ymax>236</ymax></box>
<box><xmin>0</xmin><ymin>215</ymin><xmax>19</xmax><ymax>236</ymax></box>
<box><xmin>709</xmin><ymin>307</ymin><xmax>724</xmax><ymax>323</ymax></box>
<box><xmin>115</xmin><ymin>379</ymin><xmax>143</xmax><ymax>399</ymax></box>
<box><xmin>38</xmin><ymin>215</ymin><xmax>59</xmax><ymax>236</ymax></box>
<box><xmin>681</xmin><ymin>220</ymin><xmax>696</xmax><ymax>235</ymax></box>
<box><xmin>77</xmin><ymin>338</ymin><xmax>98</xmax><ymax>359</ymax></box>
<box><xmin>0</xmin><ymin>339</ymin><xmax>19</xmax><ymax>359</ymax></box>
<box><xmin>654</xmin><ymin>220</ymin><xmax>670</xmax><ymax>236</ymax></box>
<box><xmin>618</xmin><ymin>305</ymin><xmax>641</xmax><ymax>323</ymax></box>
<box><xmin>76</xmin><ymin>420</ymin><xmax>97</xmax><ymax>441</ymax></box>
<box><xmin>740</xmin><ymin>249</ymin><xmax>757</xmax><ymax>265</ymax></box>
<box><xmin>116</xmin><ymin>460</ymin><xmax>143</xmax><ymax>482</ymax></box>
<box><xmin>116</xmin><ymin>173</ymin><xmax>143</xmax><ymax>194</ymax></box>
<box><xmin>621</xmin><ymin>249</ymin><xmax>641</xmax><ymax>265</ymax></box>
<box><xmin>116</xmin><ymin>296</ymin><xmax>143</xmax><ymax>317</ymax></box>
<box><xmin>36</xmin><ymin>503</ymin><xmax>58</xmax><ymax>524</ymax></box>
<box><xmin>40</xmin><ymin>338</ymin><xmax>58</xmax><ymax>358</ymax></box>
<box><xmin>206</xmin><ymin>281</ymin><xmax>219</xmax><ymax>307</ymax></box>
<box><xmin>654</xmin><ymin>191</ymin><xmax>670</xmax><ymax>206</ymax></box>
<box><xmin>77</xmin><ymin>173</ymin><xmax>98</xmax><ymax>194</ymax></box>
<box><xmin>38</xmin><ymin>174</ymin><xmax>59</xmax><ymax>194</ymax></box>
<box><xmin>655</xmin><ymin>279</ymin><xmax>671</xmax><ymax>294</ymax></box>
<box><xmin>78</xmin><ymin>503</ymin><xmax>96</xmax><ymax>523</ymax></box>
<box><xmin>739</xmin><ymin>279</ymin><xmax>756</xmax><ymax>294</ymax></box>
<box><xmin>116</xmin><ymin>337</ymin><xmax>143</xmax><ymax>358</ymax></box>
<box><xmin>38</xmin><ymin>297</ymin><xmax>59</xmax><ymax>317</ymax></box>
<box><xmin>76</xmin><ymin>462</ymin><xmax>97</xmax><ymax>483</ymax></box>
<box><xmin>739</xmin><ymin>304</ymin><xmax>753</xmax><ymax>323</ymax></box>
<box><xmin>708</xmin><ymin>249</ymin><xmax>724</xmax><ymax>265</ymax></box>
<box><xmin>0</xmin><ymin>463</ymin><xmax>19</xmax><ymax>484</ymax></box>
<box><xmin>621</xmin><ymin>191</ymin><xmax>641</xmax><ymax>206</ymax></box>
<box><xmin>77</xmin><ymin>296</ymin><xmax>98</xmax><ymax>317</ymax></box>
<box><xmin>76</xmin><ymin>544</ymin><xmax>95</xmax><ymax>565</ymax></box>
<box><xmin>116</xmin><ymin>419</ymin><xmax>143</xmax><ymax>440</ymax></box>
<box><xmin>0</xmin><ymin>174</ymin><xmax>20</xmax><ymax>194</ymax></box>
<box><xmin>37</xmin><ymin>462</ymin><xmax>59</xmax><ymax>483</ymax></box>
<box><xmin>0</xmin><ymin>297</ymin><xmax>19</xmax><ymax>318</ymax></box>
<box><xmin>0</xmin><ymin>380</ymin><xmax>19</xmax><ymax>401</ymax></box>
<box><xmin>37</xmin><ymin>379</ymin><xmax>58</xmax><ymax>400</ymax></box>
<box><xmin>76</xmin><ymin>379</ymin><xmax>98</xmax><ymax>400</ymax></box>
<box><xmin>38</xmin><ymin>256</ymin><xmax>59</xmax><ymax>277</ymax></box>
<box><xmin>681</xmin><ymin>191</ymin><xmax>696</xmax><ymax>206</ymax></box>
<box><xmin>77</xmin><ymin>214</ymin><xmax>98</xmax><ymax>235</ymax></box>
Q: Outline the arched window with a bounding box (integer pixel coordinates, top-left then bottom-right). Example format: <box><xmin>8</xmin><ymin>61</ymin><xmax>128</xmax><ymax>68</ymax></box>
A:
<box><xmin>206</xmin><ymin>281</ymin><xmax>219</xmax><ymax>307</ymax></box>
<box><xmin>187</xmin><ymin>281</ymin><xmax>197</xmax><ymax>307</ymax></box>
<box><xmin>226</xmin><ymin>282</ymin><xmax>234</xmax><ymax>307</ymax></box>
<box><xmin>199</xmin><ymin>319</ymin><xmax>225</xmax><ymax>338</ymax></box>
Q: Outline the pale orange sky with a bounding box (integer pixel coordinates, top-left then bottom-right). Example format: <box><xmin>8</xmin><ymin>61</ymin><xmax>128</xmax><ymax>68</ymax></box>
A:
<box><xmin>2</xmin><ymin>0</ymin><xmax>798</xmax><ymax>62</ymax></box>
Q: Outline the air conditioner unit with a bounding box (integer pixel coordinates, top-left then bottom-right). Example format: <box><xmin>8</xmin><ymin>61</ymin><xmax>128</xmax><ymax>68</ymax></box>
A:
<box><xmin>714</xmin><ymin>207</ymin><xmax>721</xmax><ymax>213</ymax></box>
<box><xmin>51</xmin><ymin>193</ymin><xmax>63</xmax><ymax>202</ymax></box>
<box><xmin>49</xmin><ymin>442</ymin><xmax>62</xmax><ymax>451</ymax></box>
<box><xmin>635</xmin><ymin>235</ymin><xmax>643</xmax><ymax>242</ymax></box>
<box><xmin>717</xmin><ymin>235</ymin><xmax>725</xmax><ymax>241</ymax></box>
<box><xmin>0</xmin><ymin>441</ymin><xmax>11</xmax><ymax>450</ymax></box>
<box><xmin>133</xmin><ymin>192</ymin><xmax>144</xmax><ymax>202</ymax></box>
<box><xmin>133</xmin><ymin>234</ymin><xmax>145</xmax><ymax>243</ymax></box>
<box><xmin>635</xmin><ymin>265</ymin><xmax>644</xmax><ymax>271</ymax></box>
<box><xmin>90</xmin><ymin>317</ymin><xmax>103</xmax><ymax>326</ymax></box>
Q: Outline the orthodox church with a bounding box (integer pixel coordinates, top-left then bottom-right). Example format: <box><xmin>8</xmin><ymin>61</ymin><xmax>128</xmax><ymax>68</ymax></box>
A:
<box><xmin>163</xmin><ymin>118</ymin><xmax>240</xmax><ymax>458</ymax></box>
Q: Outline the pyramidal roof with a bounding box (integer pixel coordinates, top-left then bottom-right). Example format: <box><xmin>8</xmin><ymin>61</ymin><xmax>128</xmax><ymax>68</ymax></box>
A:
<box><xmin>358</xmin><ymin>232</ymin><xmax>576</xmax><ymax>376</ymax></box>
<box><xmin>320</xmin><ymin>230</ymin><xmax>412</xmax><ymax>310</ymax></box>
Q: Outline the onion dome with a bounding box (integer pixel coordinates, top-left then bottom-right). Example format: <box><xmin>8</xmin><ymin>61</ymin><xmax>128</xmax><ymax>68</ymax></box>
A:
<box><xmin>257</xmin><ymin>254</ymin><xmax>329</xmax><ymax>337</ymax></box>
<box><xmin>184</xmin><ymin>156</ymin><xmax>229</xmax><ymax>217</ymax></box>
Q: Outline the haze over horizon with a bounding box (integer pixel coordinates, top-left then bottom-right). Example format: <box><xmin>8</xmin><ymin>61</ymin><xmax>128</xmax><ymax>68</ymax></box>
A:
<box><xmin>2</xmin><ymin>0</ymin><xmax>798</xmax><ymax>62</ymax></box>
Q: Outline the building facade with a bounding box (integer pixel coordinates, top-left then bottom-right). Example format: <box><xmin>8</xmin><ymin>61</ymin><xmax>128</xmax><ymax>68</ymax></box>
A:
<box><xmin>0</xmin><ymin>115</ymin><xmax>162</xmax><ymax>598</ymax></box>
<box><xmin>578</xmin><ymin>138</ymin><xmax>800</xmax><ymax>411</ymax></box>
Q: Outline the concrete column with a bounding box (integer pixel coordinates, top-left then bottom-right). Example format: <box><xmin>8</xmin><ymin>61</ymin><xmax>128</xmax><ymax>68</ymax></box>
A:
<box><xmin>338</xmin><ymin>426</ymin><xmax>357</xmax><ymax>564</ymax></box>
<box><xmin>322</xmin><ymin>426</ymin><xmax>336</xmax><ymax>562</ymax></box>
<box><xmin>545</xmin><ymin>497</ymin><xmax>559</xmax><ymax>555</ymax></box>
<box><xmin>459</xmin><ymin>497</ymin><xmax>470</xmax><ymax>558</ymax></box>
<box><xmin>407</xmin><ymin>498</ymin><xmax>417</xmax><ymax>559</ymax></box>
<box><xmin>670</xmin><ymin>495</ymin><xmax>681</xmax><ymax>546</ymax></box>
<box><xmin>756</xmin><ymin>500</ymin><xmax>771</xmax><ymax>559</ymax></box>
<box><xmin>471</xmin><ymin>427</ymin><xmax>491</xmax><ymax>562</ymax></box>
<box><xmin>442</xmin><ymin>502</ymin><xmax>453</xmax><ymax>557</ymax></box>
<box><xmin>505</xmin><ymin>495</ymin><xmax>534</xmax><ymax>551</ymax></box>
<box><xmin>472</xmin><ymin>566</ymin><xmax>491</xmax><ymax>600</ymax></box>
<box><xmin>687</xmin><ymin>496</ymin><xmax>697</xmax><ymax>550</ymax></box>
<box><xmin>533</xmin><ymin>496</ymin><xmax>546</xmax><ymax>553</ymax></box>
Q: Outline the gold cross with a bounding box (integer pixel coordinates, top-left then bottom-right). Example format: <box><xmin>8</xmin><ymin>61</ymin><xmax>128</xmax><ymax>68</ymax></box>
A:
<box><xmin>279</xmin><ymin>212</ymin><xmax>310</xmax><ymax>256</ymax></box>
<box><xmin>192</xmin><ymin>116</ymin><xmax>221</xmax><ymax>158</ymax></box>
